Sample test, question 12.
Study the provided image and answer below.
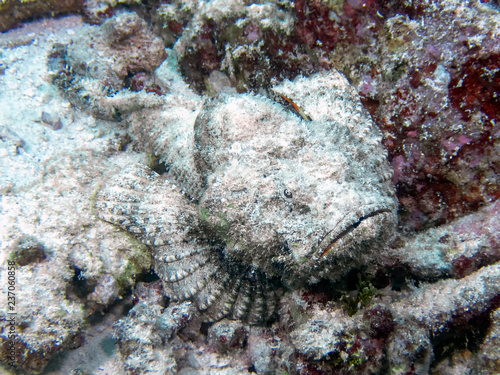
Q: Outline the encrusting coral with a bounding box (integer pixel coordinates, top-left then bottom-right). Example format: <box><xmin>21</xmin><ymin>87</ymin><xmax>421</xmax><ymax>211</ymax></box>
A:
<box><xmin>36</xmin><ymin>10</ymin><xmax>500</xmax><ymax>374</ymax></box>
<box><xmin>1</xmin><ymin>6</ymin><xmax>500</xmax><ymax>374</ymax></box>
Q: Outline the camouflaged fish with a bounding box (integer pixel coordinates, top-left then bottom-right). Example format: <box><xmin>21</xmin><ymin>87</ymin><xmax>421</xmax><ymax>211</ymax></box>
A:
<box><xmin>94</xmin><ymin>71</ymin><xmax>397</xmax><ymax>324</ymax></box>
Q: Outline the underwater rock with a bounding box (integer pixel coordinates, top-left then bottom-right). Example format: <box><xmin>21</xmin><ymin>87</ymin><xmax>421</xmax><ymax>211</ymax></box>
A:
<box><xmin>152</xmin><ymin>0</ymin><xmax>200</xmax><ymax>47</ymax></box>
<box><xmin>160</xmin><ymin>0</ymin><xmax>316</xmax><ymax>93</ymax></box>
<box><xmin>295</xmin><ymin>0</ymin><xmax>387</xmax><ymax>51</ymax></box>
<box><xmin>114</xmin><ymin>300</ymin><xmax>196</xmax><ymax>374</ymax></box>
<box><xmin>0</xmin><ymin>0</ymin><xmax>146</xmax><ymax>31</ymax></box>
<box><xmin>0</xmin><ymin>126</ymin><xmax>24</xmax><ymax>157</ymax></box>
<box><xmin>87</xmin><ymin>275</ymin><xmax>120</xmax><ymax>312</ymax></box>
<box><xmin>476</xmin><ymin>306</ymin><xmax>500</xmax><ymax>373</ymax></box>
<box><xmin>9</xmin><ymin>237</ymin><xmax>46</xmax><ymax>267</ymax></box>
<box><xmin>0</xmin><ymin>0</ymin><xmax>82</xmax><ymax>32</ymax></box>
<box><xmin>207</xmin><ymin>320</ymin><xmax>249</xmax><ymax>353</ymax></box>
<box><xmin>49</xmin><ymin>11</ymin><xmax>167</xmax><ymax>113</ymax></box>
<box><xmin>132</xmin><ymin>280</ymin><xmax>167</xmax><ymax>308</ymax></box>
<box><xmin>288</xmin><ymin>263</ymin><xmax>500</xmax><ymax>372</ymax></box>
<box><xmin>82</xmin><ymin>0</ymin><xmax>149</xmax><ymax>25</ymax></box>
<box><xmin>387</xmin><ymin>322</ymin><xmax>433</xmax><ymax>375</ymax></box>
<box><xmin>47</xmin><ymin>13</ymin><xmax>169</xmax><ymax>121</ymax></box>
<box><xmin>94</xmin><ymin>70</ymin><xmax>397</xmax><ymax>324</ymax></box>
<box><xmin>40</xmin><ymin>111</ymin><xmax>63</xmax><ymax>130</ymax></box>
<box><xmin>0</xmin><ymin>242</ymin><xmax>84</xmax><ymax>374</ymax></box>
<box><xmin>0</xmin><ymin>149</ymin><xmax>152</xmax><ymax>374</ymax></box>
<box><xmin>69</xmin><ymin>12</ymin><xmax>167</xmax><ymax>90</ymax></box>
<box><xmin>384</xmin><ymin>200</ymin><xmax>500</xmax><ymax>279</ymax></box>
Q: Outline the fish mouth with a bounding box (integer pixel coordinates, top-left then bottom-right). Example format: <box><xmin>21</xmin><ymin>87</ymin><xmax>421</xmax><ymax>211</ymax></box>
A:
<box><xmin>316</xmin><ymin>207</ymin><xmax>393</xmax><ymax>259</ymax></box>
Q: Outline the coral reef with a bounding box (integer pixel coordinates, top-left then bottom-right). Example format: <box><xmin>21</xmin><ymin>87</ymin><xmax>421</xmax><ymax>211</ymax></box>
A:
<box><xmin>0</xmin><ymin>0</ymin><xmax>81</xmax><ymax>32</ymax></box>
<box><xmin>383</xmin><ymin>200</ymin><xmax>500</xmax><ymax>279</ymax></box>
<box><xmin>292</xmin><ymin>0</ymin><xmax>500</xmax><ymax>231</ymax></box>
<box><xmin>114</xmin><ymin>299</ymin><xmax>194</xmax><ymax>374</ymax></box>
<box><xmin>9</xmin><ymin>237</ymin><xmax>47</xmax><ymax>267</ymax></box>
<box><xmin>82</xmin><ymin>0</ymin><xmax>142</xmax><ymax>25</ymax></box>
<box><xmin>163</xmin><ymin>0</ymin><xmax>316</xmax><ymax>93</ymax></box>
<box><xmin>475</xmin><ymin>306</ymin><xmax>500</xmax><ymax>374</ymax></box>
<box><xmin>0</xmin><ymin>18</ymin><xmax>151</xmax><ymax>374</ymax></box>
<box><xmin>145</xmin><ymin>0</ymin><xmax>500</xmax><ymax>232</ymax></box>
<box><xmin>0</xmin><ymin>150</ymin><xmax>154</xmax><ymax>373</ymax></box>
<box><xmin>1</xmin><ymin>2</ymin><xmax>500</xmax><ymax>374</ymax></box>
<box><xmin>46</xmin><ymin>11</ymin><xmax>168</xmax><ymax>118</ymax></box>
<box><xmin>69</xmin><ymin>12</ymin><xmax>167</xmax><ymax>91</ymax></box>
<box><xmin>289</xmin><ymin>263</ymin><xmax>500</xmax><ymax>373</ymax></box>
<box><xmin>0</xmin><ymin>0</ymin><xmax>144</xmax><ymax>32</ymax></box>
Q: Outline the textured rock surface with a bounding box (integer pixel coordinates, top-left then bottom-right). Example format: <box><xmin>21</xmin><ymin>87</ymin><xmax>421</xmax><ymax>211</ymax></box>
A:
<box><xmin>475</xmin><ymin>306</ymin><xmax>500</xmax><ymax>374</ymax></box>
<box><xmin>1</xmin><ymin>6</ymin><xmax>500</xmax><ymax>375</ymax></box>
<box><xmin>165</xmin><ymin>0</ymin><xmax>316</xmax><ymax>93</ymax></box>
<box><xmin>0</xmin><ymin>17</ymin><xmax>150</xmax><ymax>374</ymax></box>
<box><xmin>288</xmin><ymin>263</ymin><xmax>500</xmax><ymax>372</ymax></box>
<box><xmin>383</xmin><ymin>200</ymin><xmax>500</xmax><ymax>279</ymax></box>
<box><xmin>114</xmin><ymin>300</ymin><xmax>195</xmax><ymax>374</ymax></box>
<box><xmin>0</xmin><ymin>0</ymin><xmax>82</xmax><ymax>32</ymax></box>
<box><xmin>0</xmin><ymin>150</ymin><xmax>151</xmax><ymax>374</ymax></box>
<box><xmin>0</xmin><ymin>0</ymin><xmax>145</xmax><ymax>32</ymax></box>
<box><xmin>73</xmin><ymin>12</ymin><xmax>166</xmax><ymax>88</ymax></box>
<box><xmin>82</xmin><ymin>0</ymin><xmax>143</xmax><ymax>25</ymax></box>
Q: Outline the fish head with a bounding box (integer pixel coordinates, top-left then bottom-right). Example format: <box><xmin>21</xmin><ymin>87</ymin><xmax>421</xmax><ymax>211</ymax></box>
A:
<box><xmin>194</xmin><ymin>72</ymin><xmax>397</xmax><ymax>283</ymax></box>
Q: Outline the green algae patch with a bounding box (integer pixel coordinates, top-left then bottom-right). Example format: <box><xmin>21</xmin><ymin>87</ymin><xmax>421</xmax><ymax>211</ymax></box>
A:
<box><xmin>9</xmin><ymin>236</ymin><xmax>47</xmax><ymax>267</ymax></box>
<box><xmin>340</xmin><ymin>274</ymin><xmax>380</xmax><ymax>316</ymax></box>
<box><xmin>114</xmin><ymin>233</ymin><xmax>152</xmax><ymax>290</ymax></box>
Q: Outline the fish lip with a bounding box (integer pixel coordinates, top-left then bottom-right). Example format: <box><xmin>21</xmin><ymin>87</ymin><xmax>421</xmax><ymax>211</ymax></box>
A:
<box><xmin>315</xmin><ymin>206</ymin><xmax>394</xmax><ymax>259</ymax></box>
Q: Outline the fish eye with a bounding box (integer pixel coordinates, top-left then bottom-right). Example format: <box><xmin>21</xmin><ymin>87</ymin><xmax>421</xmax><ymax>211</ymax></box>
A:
<box><xmin>283</xmin><ymin>189</ymin><xmax>293</xmax><ymax>199</ymax></box>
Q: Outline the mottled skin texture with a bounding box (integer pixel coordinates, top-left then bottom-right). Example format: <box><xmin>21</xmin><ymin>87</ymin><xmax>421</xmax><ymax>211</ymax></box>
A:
<box><xmin>95</xmin><ymin>71</ymin><xmax>397</xmax><ymax>323</ymax></box>
<box><xmin>194</xmin><ymin>73</ymin><xmax>397</xmax><ymax>285</ymax></box>
<box><xmin>194</xmin><ymin>99</ymin><xmax>395</xmax><ymax>284</ymax></box>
